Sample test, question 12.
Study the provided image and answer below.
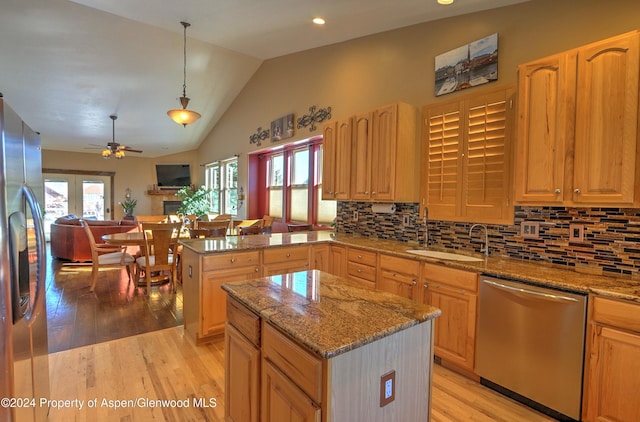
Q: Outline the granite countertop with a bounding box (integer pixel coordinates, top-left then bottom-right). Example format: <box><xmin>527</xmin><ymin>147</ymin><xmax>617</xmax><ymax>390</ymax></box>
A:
<box><xmin>221</xmin><ymin>270</ymin><xmax>441</xmax><ymax>359</ymax></box>
<box><xmin>181</xmin><ymin>231</ymin><xmax>640</xmax><ymax>303</ymax></box>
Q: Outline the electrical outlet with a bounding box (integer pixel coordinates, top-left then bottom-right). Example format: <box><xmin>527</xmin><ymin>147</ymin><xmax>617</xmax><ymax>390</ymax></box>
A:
<box><xmin>521</xmin><ymin>221</ymin><xmax>540</xmax><ymax>239</ymax></box>
<box><xmin>379</xmin><ymin>370</ymin><xmax>395</xmax><ymax>407</ymax></box>
<box><xmin>569</xmin><ymin>224</ymin><xmax>584</xmax><ymax>242</ymax></box>
<box><xmin>402</xmin><ymin>215</ymin><xmax>410</xmax><ymax>227</ymax></box>
<box><xmin>353</xmin><ymin>210</ymin><xmax>358</xmax><ymax>222</ymax></box>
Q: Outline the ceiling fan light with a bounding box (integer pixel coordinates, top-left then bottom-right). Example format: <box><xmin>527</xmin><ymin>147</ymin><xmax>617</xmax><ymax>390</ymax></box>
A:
<box><xmin>102</xmin><ymin>149</ymin><xmax>111</xmax><ymax>159</ymax></box>
<box><xmin>115</xmin><ymin>150</ymin><xmax>125</xmax><ymax>159</ymax></box>
<box><xmin>437</xmin><ymin>0</ymin><xmax>454</xmax><ymax>4</ymax></box>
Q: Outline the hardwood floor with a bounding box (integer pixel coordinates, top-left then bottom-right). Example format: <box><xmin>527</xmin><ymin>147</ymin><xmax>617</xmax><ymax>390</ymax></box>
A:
<box><xmin>45</xmin><ymin>246</ymin><xmax>555</xmax><ymax>421</ymax></box>
<box><xmin>46</xmin><ymin>245</ymin><xmax>183</xmax><ymax>353</ymax></box>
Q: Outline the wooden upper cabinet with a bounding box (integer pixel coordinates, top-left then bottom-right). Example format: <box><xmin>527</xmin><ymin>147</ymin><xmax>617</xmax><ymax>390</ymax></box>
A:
<box><xmin>322</xmin><ymin>119</ymin><xmax>351</xmax><ymax>200</ymax></box>
<box><xmin>422</xmin><ymin>86</ymin><xmax>515</xmax><ymax>224</ymax></box>
<box><xmin>350</xmin><ymin>111</ymin><xmax>374</xmax><ymax>200</ymax></box>
<box><xmin>573</xmin><ymin>32</ymin><xmax>639</xmax><ymax>205</ymax></box>
<box><xmin>514</xmin><ymin>52</ymin><xmax>575</xmax><ymax>203</ymax></box>
<box><xmin>324</xmin><ymin>102</ymin><xmax>419</xmax><ymax>202</ymax></box>
<box><xmin>515</xmin><ymin>30</ymin><xmax>640</xmax><ymax>206</ymax></box>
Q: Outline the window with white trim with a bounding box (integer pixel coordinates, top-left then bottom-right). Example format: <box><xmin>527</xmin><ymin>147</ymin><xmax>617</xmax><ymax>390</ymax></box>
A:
<box><xmin>205</xmin><ymin>156</ymin><xmax>238</xmax><ymax>215</ymax></box>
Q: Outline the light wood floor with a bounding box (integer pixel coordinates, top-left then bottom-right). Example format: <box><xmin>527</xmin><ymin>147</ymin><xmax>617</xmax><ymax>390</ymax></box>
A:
<box><xmin>48</xmin><ymin>326</ymin><xmax>555</xmax><ymax>422</ymax></box>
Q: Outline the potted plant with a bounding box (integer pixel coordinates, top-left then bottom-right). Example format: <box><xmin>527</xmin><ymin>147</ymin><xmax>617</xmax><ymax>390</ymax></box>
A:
<box><xmin>175</xmin><ymin>185</ymin><xmax>212</xmax><ymax>218</ymax></box>
<box><xmin>119</xmin><ymin>198</ymin><xmax>137</xmax><ymax>217</ymax></box>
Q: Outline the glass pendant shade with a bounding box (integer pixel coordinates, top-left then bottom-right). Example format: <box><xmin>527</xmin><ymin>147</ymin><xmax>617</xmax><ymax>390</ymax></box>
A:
<box><xmin>102</xmin><ymin>149</ymin><xmax>111</xmax><ymax>159</ymax></box>
<box><xmin>168</xmin><ymin>22</ymin><xmax>200</xmax><ymax>127</ymax></box>
<box><xmin>167</xmin><ymin>96</ymin><xmax>201</xmax><ymax>126</ymax></box>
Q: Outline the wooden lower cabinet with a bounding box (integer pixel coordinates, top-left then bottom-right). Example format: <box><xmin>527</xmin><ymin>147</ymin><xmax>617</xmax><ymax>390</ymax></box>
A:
<box><xmin>182</xmin><ymin>248</ymin><xmax>261</xmax><ymax>343</ymax></box>
<box><xmin>419</xmin><ymin>263</ymin><xmax>478</xmax><ymax>373</ymax></box>
<box><xmin>311</xmin><ymin>244</ymin><xmax>330</xmax><ymax>272</ymax></box>
<box><xmin>261</xmin><ymin>358</ymin><xmax>321</xmax><ymax>422</ymax></box>
<box><xmin>346</xmin><ymin>247</ymin><xmax>377</xmax><ymax>288</ymax></box>
<box><xmin>225</xmin><ymin>323</ymin><xmax>260</xmax><ymax>422</ymax></box>
<box><xmin>377</xmin><ymin>254</ymin><xmax>420</xmax><ymax>300</ymax></box>
<box><xmin>263</xmin><ymin>245</ymin><xmax>310</xmax><ymax>276</ymax></box>
<box><xmin>583</xmin><ymin>296</ymin><xmax>640</xmax><ymax>422</ymax></box>
<box><xmin>329</xmin><ymin>245</ymin><xmax>347</xmax><ymax>277</ymax></box>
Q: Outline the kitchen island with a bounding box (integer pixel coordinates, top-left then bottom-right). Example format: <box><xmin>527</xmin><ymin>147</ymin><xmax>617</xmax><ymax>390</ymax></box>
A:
<box><xmin>221</xmin><ymin>269</ymin><xmax>441</xmax><ymax>422</ymax></box>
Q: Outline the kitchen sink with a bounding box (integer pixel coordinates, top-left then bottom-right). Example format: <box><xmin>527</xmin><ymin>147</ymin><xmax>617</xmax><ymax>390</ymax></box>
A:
<box><xmin>405</xmin><ymin>250</ymin><xmax>483</xmax><ymax>262</ymax></box>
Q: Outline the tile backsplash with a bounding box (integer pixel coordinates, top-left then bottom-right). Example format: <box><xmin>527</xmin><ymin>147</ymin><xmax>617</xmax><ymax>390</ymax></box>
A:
<box><xmin>336</xmin><ymin>202</ymin><xmax>640</xmax><ymax>277</ymax></box>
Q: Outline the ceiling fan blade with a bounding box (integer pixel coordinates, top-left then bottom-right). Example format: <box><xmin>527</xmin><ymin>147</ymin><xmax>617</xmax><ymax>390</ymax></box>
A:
<box><xmin>123</xmin><ymin>147</ymin><xmax>143</xmax><ymax>153</ymax></box>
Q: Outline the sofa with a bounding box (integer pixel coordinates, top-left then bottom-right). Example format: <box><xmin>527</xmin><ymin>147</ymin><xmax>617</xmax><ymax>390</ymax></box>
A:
<box><xmin>50</xmin><ymin>215</ymin><xmax>138</xmax><ymax>262</ymax></box>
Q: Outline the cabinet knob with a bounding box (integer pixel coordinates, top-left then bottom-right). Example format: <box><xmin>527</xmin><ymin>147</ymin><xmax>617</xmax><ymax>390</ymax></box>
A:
<box><xmin>255</xmin><ymin>268</ymin><xmax>259</xmax><ymax>272</ymax></box>
<box><xmin>423</xmin><ymin>284</ymin><xmax>428</xmax><ymax>288</ymax></box>
<box><xmin>372</xmin><ymin>192</ymin><xmax>376</xmax><ymax>195</ymax></box>
<box><xmin>230</xmin><ymin>258</ymin><xmax>236</xmax><ymax>263</ymax></box>
<box><xmin>574</xmin><ymin>188</ymin><xmax>581</xmax><ymax>194</ymax></box>
<box><xmin>357</xmin><ymin>255</ymin><xmax>363</xmax><ymax>259</ymax></box>
<box><xmin>357</xmin><ymin>269</ymin><xmax>362</xmax><ymax>273</ymax></box>
<box><xmin>412</xmin><ymin>280</ymin><xmax>417</xmax><ymax>285</ymax></box>
<box><xmin>286</xmin><ymin>253</ymin><xmax>291</xmax><ymax>257</ymax></box>
<box><xmin>365</xmin><ymin>191</ymin><xmax>369</xmax><ymax>194</ymax></box>
<box><xmin>555</xmin><ymin>188</ymin><xmax>561</xmax><ymax>194</ymax></box>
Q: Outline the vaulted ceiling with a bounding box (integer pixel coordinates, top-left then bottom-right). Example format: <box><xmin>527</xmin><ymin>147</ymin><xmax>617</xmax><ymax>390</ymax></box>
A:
<box><xmin>0</xmin><ymin>0</ymin><xmax>528</xmax><ymax>157</ymax></box>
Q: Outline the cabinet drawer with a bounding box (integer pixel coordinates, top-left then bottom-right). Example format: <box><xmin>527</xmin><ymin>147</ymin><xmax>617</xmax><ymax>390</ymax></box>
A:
<box><xmin>347</xmin><ymin>248</ymin><xmax>377</xmax><ymax>266</ymax></box>
<box><xmin>262</xmin><ymin>322</ymin><xmax>322</xmax><ymax>403</ymax></box>
<box><xmin>263</xmin><ymin>245</ymin><xmax>309</xmax><ymax>264</ymax></box>
<box><xmin>202</xmin><ymin>251</ymin><xmax>260</xmax><ymax>271</ymax></box>
<box><xmin>379</xmin><ymin>254</ymin><xmax>420</xmax><ymax>277</ymax></box>
<box><xmin>592</xmin><ymin>296</ymin><xmax>640</xmax><ymax>332</ymax></box>
<box><xmin>422</xmin><ymin>262</ymin><xmax>477</xmax><ymax>293</ymax></box>
<box><xmin>347</xmin><ymin>261</ymin><xmax>376</xmax><ymax>282</ymax></box>
<box><xmin>227</xmin><ymin>297</ymin><xmax>261</xmax><ymax>346</ymax></box>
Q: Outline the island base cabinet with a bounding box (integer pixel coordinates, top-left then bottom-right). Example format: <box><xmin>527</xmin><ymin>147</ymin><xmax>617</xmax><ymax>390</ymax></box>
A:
<box><xmin>225</xmin><ymin>323</ymin><xmax>260</xmax><ymax>422</ymax></box>
<box><xmin>261</xmin><ymin>360</ymin><xmax>321</xmax><ymax>422</ymax></box>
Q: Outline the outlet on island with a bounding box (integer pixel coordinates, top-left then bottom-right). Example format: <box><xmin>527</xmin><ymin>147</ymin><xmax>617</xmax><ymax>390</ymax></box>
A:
<box><xmin>380</xmin><ymin>370</ymin><xmax>395</xmax><ymax>407</ymax></box>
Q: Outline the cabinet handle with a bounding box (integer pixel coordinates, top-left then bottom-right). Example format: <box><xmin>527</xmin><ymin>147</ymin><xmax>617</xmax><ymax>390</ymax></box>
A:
<box><xmin>365</xmin><ymin>191</ymin><xmax>369</xmax><ymax>194</ymax></box>
<box><xmin>574</xmin><ymin>188</ymin><xmax>581</xmax><ymax>194</ymax></box>
<box><xmin>423</xmin><ymin>283</ymin><xmax>429</xmax><ymax>288</ymax></box>
<box><xmin>357</xmin><ymin>269</ymin><xmax>362</xmax><ymax>273</ymax></box>
<box><xmin>255</xmin><ymin>268</ymin><xmax>259</xmax><ymax>272</ymax></box>
<box><xmin>286</xmin><ymin>253</ymin><xmax>291</xmax><ymax>257</ymax></box>
<box><xmin>555</xmin><ymin>188</ymin><xmax>561</xmax><ymax>194</ymax></box>
<box><xmin>372</xmin><ymin>192</ymin><xmax>376</xmax><ymax>195</ymax></box>
<box><xmin>230</xmin><ymin>258</ymin><xmax>236</xmax><ymax>263</ymax></box>
<box><xmin>357</xmin><ymin>255</ymin><xmax>363</xmax><ymax>259</ymax></box>
<box><xmin>412</xmin><ymin>280</ymin><xmax>417</xmax><ymax>285</ymax></box>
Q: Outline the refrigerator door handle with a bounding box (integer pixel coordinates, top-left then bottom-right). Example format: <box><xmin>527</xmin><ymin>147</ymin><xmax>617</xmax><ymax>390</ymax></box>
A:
<box><xmin>23</xmin><ymin>183</ymin><xmax>46</xmax><ymax>325</ymax></box>
<box><xmin>10</xmin><ymin>184</ymin><xmax>47</xmax><ymax>324</ymax></box>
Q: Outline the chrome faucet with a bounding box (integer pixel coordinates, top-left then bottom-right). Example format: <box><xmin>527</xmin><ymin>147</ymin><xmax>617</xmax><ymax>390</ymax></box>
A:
<box><xmin>469</xmin><ymin>224</ymin><xmax>489</xmax><ymax>256</ymax></box>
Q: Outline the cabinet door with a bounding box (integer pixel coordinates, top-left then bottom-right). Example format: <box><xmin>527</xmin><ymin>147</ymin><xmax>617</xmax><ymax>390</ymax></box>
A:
<box><xmin>515</xmin><ymin>52</ymin><xmax>575</xmax><ymax>204</ymax></box>
<box><xmin>370</xmin><ymin>104</ymin><xmax>397</xmax><ymax>201</ymax></box>
<box><xmin>201</xmin><ymin>266</ymin><xmax>260</xmax><ymax>337</ymax></box>
<box><xmin>329</xmin><ymin>245</ymin><xmax>347</xmax><ymax>277</ymax></box>
<box><xmin>225</xmin><ymin>323</ymin><xmax>260</xmax><ymax>422</ymax></box>
<box><xmin>573</xmin><ymin>31</ymin><xmax>640</xmax><ymax>205</ymax></box>
<box><xmin>584</xmin><ymin>325</ymin><xmax>640</xmax><ymax>422</ymax></box>
<box><xmin>322</xmin><ymin>120</ymin><xmax>351</xmax><ymax>200</ymax></box>
<box><xmin>311</xmin><ymin>244</ymin><xmax>330</xmax><ymax>272</ymax></box>
<box><xmin>261</xmin><ymin>360</ymin><xmax>321</xmax><ymax>422</ymax></box>
<box><xmin>350</xmin><ymin>111</ymin><xmax>373</xmax><ymax>200</ymax></box>
<box><xmin>377</xmin><ymin>269</ymin><xmax>417</xmax><ymax>300</ymax></box>
<box><xmin>426</xmin><ymin>284</ymin><xmax>477</xmax><ymax>371</ymax></box>
<box><xmin>263</xmin><ymin>260</ymin><xmax>309</xmax><ymax>276</ymax></box>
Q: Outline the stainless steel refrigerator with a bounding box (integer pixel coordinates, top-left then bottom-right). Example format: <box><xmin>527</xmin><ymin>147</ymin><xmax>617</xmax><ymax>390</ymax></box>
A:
<box><xmin>0</xmin><ymin>95</ymin><xmax>50</xmax><ymax>421</ymax></box>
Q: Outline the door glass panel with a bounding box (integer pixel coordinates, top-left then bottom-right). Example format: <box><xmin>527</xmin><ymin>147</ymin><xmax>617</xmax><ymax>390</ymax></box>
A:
<box><xmin>82</xmin><ymin>180</ymin><xmax>105</xmax><ymax>220</ymax></box>
<box><xmin>43</xmin><ymin>180</ymin><xmax>69</xmax><ymax>239</ymax></box>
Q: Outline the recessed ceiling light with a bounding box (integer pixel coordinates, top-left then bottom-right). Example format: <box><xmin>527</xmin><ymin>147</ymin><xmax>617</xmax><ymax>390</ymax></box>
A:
<box><xmin>438</xmin><ymin>0</ymin><xmax>454</xmax><ymax>4</ymax></box>
<box><xmin>312</xmin><ymin>17</ymin><xmax>326</xmax><ymax>25</ymax></box>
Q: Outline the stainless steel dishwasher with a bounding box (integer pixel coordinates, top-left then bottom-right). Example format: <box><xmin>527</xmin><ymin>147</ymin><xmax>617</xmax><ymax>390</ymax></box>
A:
<box><xmin>476</xmin><ymin>276</ymin><xmax>587</xmax><ymax>421</ymax></box>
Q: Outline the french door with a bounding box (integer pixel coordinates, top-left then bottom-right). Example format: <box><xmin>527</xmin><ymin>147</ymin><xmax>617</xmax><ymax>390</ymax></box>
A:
<box><xmin>43</xmin><ymin>172</ymin><xmax>113</xmax><ymax>240</ymax></box>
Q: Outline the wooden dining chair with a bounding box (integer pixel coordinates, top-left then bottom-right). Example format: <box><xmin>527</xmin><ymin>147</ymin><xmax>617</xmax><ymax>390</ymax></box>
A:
<box><xmin>182</xmin><ymin>214</ymin><xmax>198</xmax><ymax>230</ymax></box>
<box><xmin>135</xmin><ymin>215</ymin><xmax>168</xmax><ymax>231</ymax></box>
<box><xmin>287</xmin><ymin>223</ymin><xmax>314</xmax><ymax>232</ymax></box>
<box><xmin>136</xmin><ymin>222</ymin><xmax>181</xmax><ymax>293</ymax></box>
<box><xmin>262</xmin><ymin>215</ymin><xmax>275</xmax><ymax>234</ymax></box>
<box><xmin>189</xmin><ymin>227</ymin><xmax>228</xmax><ymax>238</ymax></box>
<box><xmin>197</xmin><ymin>220</ymin><xmax>231</xmax><ymax>232</ymax></box>
<box><xmin>239</xmin><ymin>224</ymin><xmax>263</xmax><ymax>235</ymax></box>
<box><xmin>81</xmin><ymin>219</ymin><xmax>135</xmax><ymax>292</ymax></box>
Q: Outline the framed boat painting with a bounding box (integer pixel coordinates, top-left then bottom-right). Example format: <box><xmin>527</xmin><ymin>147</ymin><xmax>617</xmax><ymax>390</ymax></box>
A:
<box><xmin>434</xmin><ymin>33</ymin><xmax>498</xmax><ymax>96</ymax></box>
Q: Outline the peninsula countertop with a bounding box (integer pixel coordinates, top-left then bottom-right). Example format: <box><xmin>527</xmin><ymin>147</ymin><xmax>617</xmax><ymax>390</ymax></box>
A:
<box><xmin>221</xmin><ymin>269</ymin><xmax>441</xmax><ymax>359</ymax></box>
<box><xmin>180</xmin><ymin>231</ymin><xmax>640</xmax><ymax>303</ymax></box>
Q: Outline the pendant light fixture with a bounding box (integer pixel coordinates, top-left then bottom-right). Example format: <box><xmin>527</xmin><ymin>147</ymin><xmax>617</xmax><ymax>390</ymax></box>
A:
<box><xmin>167</xmin><ymin>21</ymin><xmax>201</xmax><ymax>127</ymax></box>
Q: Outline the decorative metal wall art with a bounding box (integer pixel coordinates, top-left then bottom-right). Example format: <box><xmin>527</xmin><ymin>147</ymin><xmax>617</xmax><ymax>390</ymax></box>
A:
<box><xmin>249</xmin><ymin>127</ymin><xmax>270</xmax><ymax>146</ymax></box>
<box><xmin>297</xmin><ymin>105</ymin><xmax>332</xmax><ymax>132</ymax></box>
<box><xmin>271</xmin><ymin>114</ymin><xmax>294</xmax><ymax>142</ymax></box>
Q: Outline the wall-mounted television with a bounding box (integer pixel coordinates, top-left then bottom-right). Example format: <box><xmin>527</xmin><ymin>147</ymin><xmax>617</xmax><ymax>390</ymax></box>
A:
<box><xmin>155</xmin><ymin>164</ymin><xmax>191</xmax><ymax>189</ymax></box>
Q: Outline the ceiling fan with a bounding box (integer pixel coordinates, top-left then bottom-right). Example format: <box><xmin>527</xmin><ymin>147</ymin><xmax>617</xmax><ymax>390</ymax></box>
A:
<box><xmin>87</xmin><ymin>114</ymin><xmax>143</xmax><ymax>159</ymax></box>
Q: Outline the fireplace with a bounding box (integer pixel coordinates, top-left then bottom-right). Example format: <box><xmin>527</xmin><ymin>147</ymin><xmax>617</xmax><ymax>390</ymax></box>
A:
<box><xmin>163</xmin><ymin>200</ymin><xmax>182</xmax><ymax>215</ymax></box>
